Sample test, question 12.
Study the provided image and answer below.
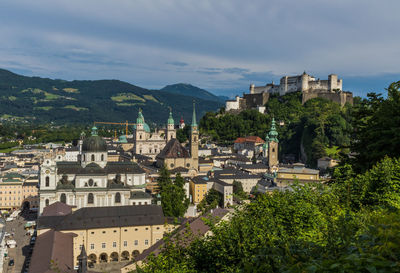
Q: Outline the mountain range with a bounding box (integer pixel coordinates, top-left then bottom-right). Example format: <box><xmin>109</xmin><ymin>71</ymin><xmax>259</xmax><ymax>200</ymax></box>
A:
<box><xmin>0</xmin><ymin>69</ymin><xmax>224</xmax><ymax>125</ymax></box>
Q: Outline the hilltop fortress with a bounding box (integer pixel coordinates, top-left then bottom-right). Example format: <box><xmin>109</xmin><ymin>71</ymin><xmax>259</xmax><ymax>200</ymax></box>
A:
<box><xmin>226</xmin><ymin>72</ymin><xmax>353</xmax><ymax>112</ymax></box>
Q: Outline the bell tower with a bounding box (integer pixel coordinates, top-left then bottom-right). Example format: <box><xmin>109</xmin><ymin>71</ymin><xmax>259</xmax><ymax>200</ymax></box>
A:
<box><xmin>267</xmin><ymin>118</ymin><xmax>279</xmax><ymax>168</ymax></box>
<box><xmin>166</xmin><ymin>108</ymin><xmax>176</xmax><ymax>141</ymax></box>
<box><xmin>190</xmin><ymin>102</ymin><xmax>199</xmax><ymax>170</ymax></box>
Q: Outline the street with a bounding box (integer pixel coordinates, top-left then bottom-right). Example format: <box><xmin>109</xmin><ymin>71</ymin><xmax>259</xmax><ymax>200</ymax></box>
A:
<box><xmin>2</xmin><ymin>211</ymin><xmax>36</xmax><ymax>273</ymax></box>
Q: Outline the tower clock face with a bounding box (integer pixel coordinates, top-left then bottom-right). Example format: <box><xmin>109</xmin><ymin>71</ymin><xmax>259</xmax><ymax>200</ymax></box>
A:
<box><xmin>45</xmin><ymin>170</ymin><xmax>50</xmax><ymax>174</ymax></box>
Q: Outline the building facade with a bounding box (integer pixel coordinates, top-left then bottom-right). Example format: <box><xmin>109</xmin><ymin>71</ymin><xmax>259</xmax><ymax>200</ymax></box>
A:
<box><xmin>39</xmin><ymin>127</ymin><xmax>149</xmax><ymax>214</ymax></box>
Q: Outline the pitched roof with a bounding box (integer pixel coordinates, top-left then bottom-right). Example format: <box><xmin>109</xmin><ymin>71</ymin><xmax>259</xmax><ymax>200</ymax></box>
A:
<box><xmin>29</xmin><ymin>230</ymin><xmax>76</xmax><ymax>273</ymax></box>
<box><xmin>38</xmin><ymin>205</ymin><xmax>165</xmax><ymax>231</ymax></box>
<box><xmin>135</xmin><ymin>208</ymin><xmax>229</xmax><ymax>264</ymax></box>
<box><xmin>41</xmin><ymin>201</ymin><xmax>74</xmax><ymax>217</ymax></box>
<box><xmin>234</xmin><ymin>136</ymin><xmax>265</xmax><ymax>144</ymax></box>
<box><xmin>157</xmin><ymin>139</ymin><xmax>190</xmax><ymax>159</ymax></box>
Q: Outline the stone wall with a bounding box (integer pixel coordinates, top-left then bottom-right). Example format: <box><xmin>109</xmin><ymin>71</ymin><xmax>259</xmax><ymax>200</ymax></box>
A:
<box><xmin>302</xmin><ymin>91</ymin><xmax>353</xmax><ymax>106</ymax></box>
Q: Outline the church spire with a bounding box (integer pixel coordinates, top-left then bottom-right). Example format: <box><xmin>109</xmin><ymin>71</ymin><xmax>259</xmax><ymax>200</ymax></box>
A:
<box><xmin>91</xmin><ymin>126</ymin><xmax>98</xmax><ymax>136</ymax></box>
<box><xmin>77</xmin><ymin>244</ymin><xmax>88</xmax><ymax>273</ymax></box>
<box><xmin>167</xmin><ymin>108</ymin><xmax>174</xmax><ymax>125</ymax></box>
<box><xmin>191</xmin><ymin>101</ymin><xmax>197</xmax><ymax>127</ymax></box>
<box><xmin>268</xmin><ymin>117</ymin><xmax>279</xmax><ymax>142</ymax></box>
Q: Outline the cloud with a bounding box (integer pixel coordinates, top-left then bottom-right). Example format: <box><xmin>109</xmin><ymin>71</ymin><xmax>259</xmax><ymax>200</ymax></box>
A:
<box><xmin>0</xmin><ymin>0</ymin><xmax>399</xmax><ymax>96</ymax></box>
<box><xmin>166</xmin><ymin>61</ymin><xmax>188</xmax><ymax>67</ymax></box>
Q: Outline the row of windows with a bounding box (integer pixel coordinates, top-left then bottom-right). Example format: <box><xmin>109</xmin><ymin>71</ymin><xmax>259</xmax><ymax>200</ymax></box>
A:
<box><xmin>89</xmin><ymin>227</ymin><xmax>159</xmax><ymax>234</ymax></box>
<box><xmin>83</xmin><ymin>154</ymin><xmax>105</xmax><ymax>162</ymax></box>
<box><xmin>88</xmin><ymin>240</ymin><xmax>150</xmax><ymax>250</ymax></box>
<box><xmin>0</xmin><ymin>189</ymin><xmax>36</xmax><ymax>194</ymax></box>
<box><xmin>59</xmin><ymin>192</ymin><xmax>122</xmax><ymax>204</ymax></box>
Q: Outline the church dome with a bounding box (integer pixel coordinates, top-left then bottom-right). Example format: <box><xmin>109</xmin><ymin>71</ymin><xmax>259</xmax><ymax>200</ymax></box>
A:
<box><xmin>82</xmin><ymin>126</ymin><xmax>107</xmax><ymax>152</ymax></box>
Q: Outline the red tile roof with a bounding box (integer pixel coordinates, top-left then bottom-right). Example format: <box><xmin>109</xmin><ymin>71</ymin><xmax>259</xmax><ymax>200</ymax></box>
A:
<box><xmin>234</xmin><ymin>136</ymin><xmax>264</xmax><ymax>144</ymax></box>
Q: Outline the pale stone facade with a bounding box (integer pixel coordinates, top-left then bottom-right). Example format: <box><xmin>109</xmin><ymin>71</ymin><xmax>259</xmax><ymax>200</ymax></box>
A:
<box><xmin>132</xmin><ymin>110</ymin><xmax>176</xmax><ymax>160</ymax></box>
<box><xmin>39</xmin><ymin>127</ymin><xmax>149</xmax><ymax>215</ymax></box>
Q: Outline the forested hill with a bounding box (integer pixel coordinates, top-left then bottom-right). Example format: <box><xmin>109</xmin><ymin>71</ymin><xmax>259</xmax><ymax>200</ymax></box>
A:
<box><xmin>160</xmin><ymin>83</ymin><xmax>225</xmax><ymax>102</ymax></box>
<box><xmin>200</xmin><ymin>91</ymin><xmax>357</xmax><ymax>167</ymax></box>
<box><xmin>0</xmin><ymin>69</ymin><xmax>223</xmax><ymax>125</ymax></box>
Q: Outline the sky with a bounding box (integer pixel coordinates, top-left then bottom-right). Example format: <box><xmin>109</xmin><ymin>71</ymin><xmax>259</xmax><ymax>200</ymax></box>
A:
<box><xmin>0</xmin><ymin>0</ymin><xmax>399</xmax><ymax>98</ymax></box>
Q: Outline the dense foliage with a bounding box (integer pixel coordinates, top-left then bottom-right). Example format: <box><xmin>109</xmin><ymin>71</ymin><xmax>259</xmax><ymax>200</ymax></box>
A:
<box><xmin>349</xmin><ymin>81</ymin><xmax>400</xmax><ymax>172</ymax></box>
<box><xmin>0</xmin><ymin>68</ymin><xmax>222</xmax><ymax>125</ymax></box>
<box><xmin>157</xmin><ymin>167</ymin><xmax>189</xmax><ymax>217</ymax></box>
<box><xmin>200</xmin><ymin>92</ymin><xmax>354</xmax><ymax>166</ymax></box>
<box><xmin>136</xmin><ymin>82</ymin><xmax>400</xmax><ymax>273</ymax></box>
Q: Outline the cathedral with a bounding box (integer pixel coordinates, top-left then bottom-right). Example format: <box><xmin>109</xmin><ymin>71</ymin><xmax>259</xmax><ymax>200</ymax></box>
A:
<box><xmin>39</xmin><ymin>126</ymin><xmax>149</xmax><ymax>215</ymax></box>
<box><xmin>130</xmin><ymin>109</ymin><xmax>176</xmax><ymax>160</ymax></box>
<box><xmin>156</xmin><ymin>102</ymin><xmax>199</xmax><ymax>174</ymax></box>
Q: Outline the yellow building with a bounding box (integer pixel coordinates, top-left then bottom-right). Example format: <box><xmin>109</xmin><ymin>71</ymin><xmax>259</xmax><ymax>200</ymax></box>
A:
<box><xmin>189</xmin><ymin>177</ymin><xmax>208</xmax><ymax>204</ymax></box>
<box><xmin>0</xmin><ymin>173</ymin><xmax>39</xmax><ymax>210</ymax></box>
<box><xmin>276</xmin><ymin>163</ymin><xmax>320</xmax><ymax>186</ymax></box>
<box><xmin>37</xmin><ymin>204</ymin><xmax>168</xmax><ymax>267</ymax></box>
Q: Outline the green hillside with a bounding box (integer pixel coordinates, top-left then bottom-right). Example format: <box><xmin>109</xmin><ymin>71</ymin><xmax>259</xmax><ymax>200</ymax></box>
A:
<box><xmin>0</xmin><ymin>69</ymin><xmax>223</xmax><ymax>125</ymax></box>
<box><xmin>160</xmin><ymin>83</ymin><xmax>224</xmax><ymax>102</ymax></box>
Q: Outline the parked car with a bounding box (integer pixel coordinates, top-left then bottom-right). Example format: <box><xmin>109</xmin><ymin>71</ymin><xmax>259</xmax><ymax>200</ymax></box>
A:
<box><xmin>8</xmin><ymin>259</ymin><xmax>14</xmax><ymax>266</ymax></box>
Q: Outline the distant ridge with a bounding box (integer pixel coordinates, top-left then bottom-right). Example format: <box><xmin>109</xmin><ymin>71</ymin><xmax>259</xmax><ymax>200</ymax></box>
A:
<box><xmin>160</xmin><ymin>83</ymin><xmax>225</xmax><ymax>102</ymax></box>
<box><xmin>0</xmin><ymin>69</ymin><xmax>223</xmax><ymax>125</ymax></box>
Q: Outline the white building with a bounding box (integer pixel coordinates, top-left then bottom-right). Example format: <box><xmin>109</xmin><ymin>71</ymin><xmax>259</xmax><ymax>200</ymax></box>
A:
<box><xmin>39</xmin><ymin>127</ymin><xmax>150</xmax><ymax>215</ymax></box>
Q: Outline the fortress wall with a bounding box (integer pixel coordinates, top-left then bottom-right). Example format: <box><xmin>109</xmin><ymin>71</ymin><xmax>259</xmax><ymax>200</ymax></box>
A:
<box><xmin>302</xmin><ymin>91</ymin><xmax>353</xmax><ymax>106</ymax></box>
<box><xmin>308</xmin><ymin>80</ymin><xmax>329</xmax><ymax>91</ymax></box>
<box><xmin>243</xmin><ymin>92</ymin><xmax>270</xmax><ymax>109</ymax></box>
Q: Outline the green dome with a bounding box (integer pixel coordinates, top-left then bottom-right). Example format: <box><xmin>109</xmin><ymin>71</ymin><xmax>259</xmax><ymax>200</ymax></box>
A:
<box><xmin>133</xmin><ymin>123</ymin><xmax>150</xmax><ymax>133</ymax></box>
<box><xmin>167</xmin><ymin>110</ymin><xmax>174</xmax><ymax>125</ymax></box>
<box><xmin>136</xmin><ymin>109</ymin><xmax>144</xmax><ymax>124</ymax></box>
<box><xmin>82</xmin><ymin>136</ymin><xmax>107</xmax><ymax>152</ymax></box>
<box><xmin>118</xmin><ymin>135</ymin><xmax>128</xmax><ymax>143</ymax></box>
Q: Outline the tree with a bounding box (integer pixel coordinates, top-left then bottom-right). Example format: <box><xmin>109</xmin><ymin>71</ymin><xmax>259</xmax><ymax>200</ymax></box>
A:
<box><xmin>159</xmin><ymin>172</ymin><xmax>189</xmax><ymax>217</ymax></box>
<box><xmin>350</xmin><ymin>81</ymin><xmax>400</xmax><ymax>172</ymax></box>
<box><xmin>232</xmin><ymin>180</ymin><xmax>246</xmax><ymax>199</ymax></box>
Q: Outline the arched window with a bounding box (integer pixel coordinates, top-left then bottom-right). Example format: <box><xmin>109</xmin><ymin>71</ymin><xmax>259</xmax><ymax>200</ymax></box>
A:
<box><xmin>83</xmin><ymin>155</ymin><xmax>85</xmax><ymax>161</ymax></box>
<box><xmin>115</xmin><ymin>192</ymin><xmax>121</xmax><ymax>203</ymax></box>
<box><xmin>91</xmin><ymin>154</ymin><xmax>95</xmax><ymax>161</ymax></box>
<box><xmin>88</xmin><ymin>193</ymin><xmax>94</xmax><ymax>204</ymax></box>
<box><xmin>139</xmin><ymin>135</ymin><xmax>142</xmax><ymax>140</ymax></box>
<box><xmin>101</xmin><ymin>154</ymin><xmax>104</xmax><ymax>161</ymax></box>
<box><xmin>88</xmin><ymin>179</ymin><xmax>94</xmax><ymax>187</ymax></box>
<box><xmin>60</xmin><ymin>193</ymin><xmax>66</xmax><ymax>204</ymax></box>
<box><xmin>45</xmin><ymin>176</ymin><xmax>49</xmax><ymax>187</ymax></box>
<box><xmin>45</xmin><ymin>199</ymin><xmax>49</xmax><ymax>206</ymax></box>
<box><xmin>272</xmin><ymin>148</ymin><xmax>275</xmax><ymax>153</ymax></box>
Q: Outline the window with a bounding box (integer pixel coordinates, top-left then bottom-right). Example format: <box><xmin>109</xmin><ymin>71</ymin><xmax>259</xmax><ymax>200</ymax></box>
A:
<box><xmin>145</xmin><ymin>240</ymin><xmax>149</xmax><ymax>245</ymax></box>
<box><xmin>101</xmin><ymin>154</ymin><xmax>104</xmax><ymax>161</ymax></box>
<box><xmin>102</xmin><ymin>243</ymin><xmax>106</xmax><ymax>248</ymax></box>
<box><xmin>113</xmin><ymin>230</ymin><xmax>117</xmax><ymax>233</ymax></box>
<box><xmin>45</xmin><ymin>199</ymin><xmax>49</xmax><ymax>206</ymax></box>
<box><xmin>91</xmin><ymin>154</ymin><xmax>95</xmax><ymax>161</ymax></box>
<box><xmin>79</xmin><ymin>244</ymin><xmax>83</xmax><ymax>250</ymax></box>
<box><xmin>123</xmin><ymin>241</ymin><xmax>127</xmax><ymax>247</ymax></box>
<box><xmin>88</xmin><ymin>193</ymin><xmax>94</xmax><ymax>204</ymax></box>
<box><xmin>156</xmin><ymin>227</ymin><xmax>160</xmax><ymax>230</ymax></box>
<box><xmin>115</xmin><ymin>192</ymin><xmax>121</xmax><ymax>203</ymax></box>
<box><xmin>113</xmin><ymin>242</ymin><xmax>116</xmax><ymax>248</ymax></box>
<box><xmin>45</xmin><ymin>176</ymin><xmax>49</xmax><ymax>187</ymax></box>
<box><xmin>90</xmin><ymin>244</ymin><xmax>94</xmax><ymax>250</ymax></box>
<box><xmin>88</xmin><ymin>179</ymin><xmax>94</xmax><ymax>187</ymax></box>
<box><xmin>145</xmin><ymin>227</ymin><xmax>149</xmax><ymax>230</ymax></box>
<box><xmin>91</xmin><ymin>232</ymin><xmax>94</xmax><ymax>234</ymax></box>
<box><xmin>134</xmin><ymin>228</ymin><xmax>138</xmax><ymax>231</ymax></box>
<box><xmin>124</xmin><ymin>229</ymin><xmax>127</xmax><ymax>232</ymax></box>
<box><xmin>102</xmin><ymin>231</ymin><xmax>106</xmax><ymax>234</ymax></box>
<box><xmin>60</xmin><ymin>193</ymin><xmax>66</xmax><ymax>204</ymax></box>
<box><xmin>134</xmin><ymin>240</ymin><xmax>138</xmax><ymax>246</ymax></box>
